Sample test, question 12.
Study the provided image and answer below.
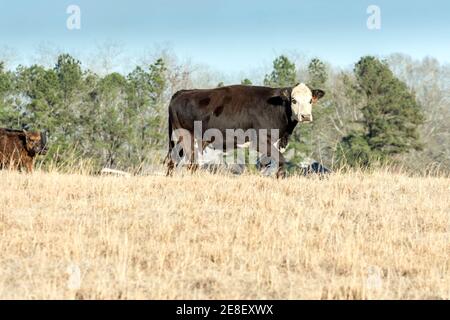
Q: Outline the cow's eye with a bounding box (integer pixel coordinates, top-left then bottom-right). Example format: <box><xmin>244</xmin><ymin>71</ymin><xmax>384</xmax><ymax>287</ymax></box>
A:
<box><xmin>309</xmin><ymin>99</ymin><xmax>313</xmax><ymax>104</ymax></box>
<box><xmin>292</xmin><ymin>98</ymin><xmax>297</xmax><ymax>104</ymax></box>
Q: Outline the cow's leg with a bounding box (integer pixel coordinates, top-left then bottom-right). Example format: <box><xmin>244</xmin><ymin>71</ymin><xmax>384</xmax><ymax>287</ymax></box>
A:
<box><xmin>187</xmin><ymin>135</ymin><xmax>199</xmax><ymax>173</ymax></box>
<box><xmin>272</xmin><ymin>139</ymin><xmax>287</xmax><ymax>179</ymax></box>
<box><xmin>171</xmin><ymin>130</ymin><xmax>197</xmax><ymax>173</ymax></box>
<box><xmin>9</xmin><ymin>156</ymin><xmax>19</xmax><ymax>172</ymax></box>
<box><xmin>275</xmin><ymin>153</ymin><xmax>286</xmax><ymax>178</ymax></box>
<box><xmin>26</xmin><ymin>159</ymin><xmax>34</xmax><ymax>173</ymax></box>
<box><xmin>165</xmin><ymin>115</ymin><xmax>175</xmax><ymax>176</ymax></box>
<box><xmin>165</xmin><ymin>140</ymin><xmax>175</xmax><ymax>176</ymax></box>
<box><xmin>268</xmin><ymin>145</ymin><xmax>286</xmax><ymax>178</ymax></box>
<box><xmin>166</xmin><ymin>138</ymin><xmax>184</xmax><ymax>176</ymax></box>
<box><xmin>165</xmin><ymin>147</ymin><xmax>175</xmax><ymax>176</ymax></box>
<box><xmin>166</xmin><ymin>122</ymin><xmax>190</xmax><ymax>176</ymax></box>
<box><xmin>260</xmin><ymin>136</ymin><xmax>286</xmax><ymax>178</ymax></box>
<box><xmin>166</xmin><ymin>159</ymin><xmax>174</xmax><ymax>176</ymax></box>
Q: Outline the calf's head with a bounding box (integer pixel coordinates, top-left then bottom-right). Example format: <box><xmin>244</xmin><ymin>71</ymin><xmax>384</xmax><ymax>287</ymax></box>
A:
<box><xmin>290</xmin><ymin>83</ymin><xmax>325</xmax><ymax>122</ymax></box>
<box><xmin>24</xmin><ymin>130</ymin><xmax>48</xmax><ymax>155</ymax></box>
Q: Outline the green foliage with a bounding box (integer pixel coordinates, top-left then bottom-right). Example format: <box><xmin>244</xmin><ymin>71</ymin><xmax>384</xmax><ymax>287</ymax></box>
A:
<box><xmin>16</xmin><ymin>64</ymin><xmax>61</xmax><ymax>132</ymax></box>
<box><xmin>338</xmin><ymin>56</ymin><xmax>424</xmax><ymax>167</ymax></box>
<box><xmin>264</xmin><ymin>55</ymin><xmax>297</xmax><ymax>87</ymax></box>
<box><xmin>0</xmin><ymin>54</ymin><xmax>169</xmax><ymax>170</ymax></box>
<box><xmin>308</xmin><ymin>58</ymin><xmax>327</xmax><ymax>88</ymax></box>
<box><xmin>0</xmin><ymin>62</ymin><xmax>9</xmax><ymax>93</ymax></box>
<box><xmin>0</xmin><ymin>62</ymin><xmax>19</xmax><ymax>126</ymax></box>
<box><xmin>241</xmin><ymin>78</ymin><xmax>252</xmax><ymax>85</ymax></box>
<box><xmin>55</xmin><ymin>54</ymin><xmax>83</xmax><ymax>100</ymax></box>
<box><xmin>336</xmin><ymin>131</ymin><xmax>373</xmax><ymax>167</ymax></box>
<box><xmin>80</xmin><ymin>58</ymin><xmax>168</xmax><ymax>168</ymax></box>
<box><xmin>126</xmin><ymin>58</ymin><xmax>167</xmax><ymax>165</ymax></box>
<box><xmin>13</xmin><ymin>55</ymin><xmax>86</xmax><ymax>159</ymax></box>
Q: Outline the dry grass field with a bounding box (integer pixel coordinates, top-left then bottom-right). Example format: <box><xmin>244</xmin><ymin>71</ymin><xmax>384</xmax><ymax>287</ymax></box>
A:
<box><xmin>0</xmin><ymin>169</ymin><xmax>449</xmax><ymax>299</ymax></box>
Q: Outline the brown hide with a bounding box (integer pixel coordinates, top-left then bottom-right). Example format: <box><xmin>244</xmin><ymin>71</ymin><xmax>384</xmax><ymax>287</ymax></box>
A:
<box><xmin>0</xmin><ymin>129</ymin><xmax>46</xmax><ymax>172</ymax></box>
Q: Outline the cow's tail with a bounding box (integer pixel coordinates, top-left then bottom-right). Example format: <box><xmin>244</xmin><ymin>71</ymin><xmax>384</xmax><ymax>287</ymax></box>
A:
<box><xmin>164</xmin><ymin>110</ymin><xmax>174</xmax><ymax>164</ymax></box>
<box><xmin>164</xmin><ymin>108</ymin><xmax>176</xmax><ymax>176</ymax></box>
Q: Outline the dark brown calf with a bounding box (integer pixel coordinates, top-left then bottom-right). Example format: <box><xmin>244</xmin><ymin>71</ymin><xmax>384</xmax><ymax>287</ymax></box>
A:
<box><xmin>0</xmin><ymin>128</ymin><xmax>48</xmax><ymax>172</ymax></box>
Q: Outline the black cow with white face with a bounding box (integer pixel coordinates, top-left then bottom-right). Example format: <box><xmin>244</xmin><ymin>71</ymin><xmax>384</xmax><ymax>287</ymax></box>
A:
<box><xmin>165</xmin><ymin>83</ymin><xmax>325</xmax><ymax>177</ymax></box>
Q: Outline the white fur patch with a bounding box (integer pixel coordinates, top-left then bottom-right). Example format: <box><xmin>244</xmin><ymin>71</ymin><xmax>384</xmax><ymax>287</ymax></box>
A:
<box><xmin>274</xmin><ymin>139</ymin><xmax>288</xmax><ymax>153</ymax></box>
<box><xmin>291</xmin><ymin>83</ymin><xmax>313</xmax><ymax>122</ymax></box>
<box><xmin>236</xmin><ymin>141</ymin><xmax>251</xmax><ymax>148</ymax></box>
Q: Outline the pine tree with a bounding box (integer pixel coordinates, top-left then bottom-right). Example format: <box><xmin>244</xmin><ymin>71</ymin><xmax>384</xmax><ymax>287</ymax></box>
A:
<box><xmin>338</xmin><ymin>56</ymin><xmax>424</xmax><ymax>167</ymax></box>
<box><xmin>54</xmin><ymin>54</ymin><xmax>84</xmax><ymax>150</ymax></box>
<box><xmin>92</xmin><ymin>72</ymin><xmax>130</xmax><ymax>167</ymax></box>
<box><xmin>263</xmin><ymin>55</ymin><xmax>296</xmax><ymax>87</ymax></box>
<box><xmin>55</xmin><ymin>54</ymin><xmax>83</xmax><ymax>103</ymax></box>
<box><xmin>0</xmin><ymin>62</ymin><xmax>19</xmax><ymax>126</ymax></box>
<box><xmin>308</xmin><ymin>58</ymin><xmax>328</xmax><ymax>88</ymax></box>
<box><xmin>146</xmin><ymin>58</ymin><xmax>167</xmax><ymax>149</ymax></box>
<box><xmin>16</xmin><ymin>64</ymin><xmax>61</xmax><ymax>134</ymax></box>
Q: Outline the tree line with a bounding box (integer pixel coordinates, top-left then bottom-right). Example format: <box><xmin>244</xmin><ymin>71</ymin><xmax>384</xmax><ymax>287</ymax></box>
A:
<box><xmin>0</xmin><ymin>51</ymin><xmax>448</xmax><ymax>173</ymax></box>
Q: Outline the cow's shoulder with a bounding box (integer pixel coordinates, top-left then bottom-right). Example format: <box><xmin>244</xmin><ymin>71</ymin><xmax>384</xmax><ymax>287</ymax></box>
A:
<box><xmin>171</xmin><ymin>89</ymin><xmax>193</xmax><ymax>100</ymax></box>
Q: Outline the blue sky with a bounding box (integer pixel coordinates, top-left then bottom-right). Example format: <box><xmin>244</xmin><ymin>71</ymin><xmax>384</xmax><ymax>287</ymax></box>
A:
<box><xmin>0</xmin><ymin>0</ymin><xmax>449</xmax><ymax>74</ymax></box>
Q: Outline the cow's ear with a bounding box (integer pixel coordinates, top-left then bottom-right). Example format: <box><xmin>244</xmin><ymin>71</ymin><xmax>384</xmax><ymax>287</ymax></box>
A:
<box><xmin>267</xmin><ymin>95</ymin><xmax>288</xmax><ymax>106</ymax></box>
<box><xmin>311</xmin><ymin>89</ymin><xmax>325</xmax><ymax>102</ymax></box>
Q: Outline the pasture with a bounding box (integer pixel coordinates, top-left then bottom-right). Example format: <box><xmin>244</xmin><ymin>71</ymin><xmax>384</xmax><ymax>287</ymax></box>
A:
<box><xmin>0</xmin><ymin>169</ymin><xmax>449</xmax><ymax>299</ymax></box>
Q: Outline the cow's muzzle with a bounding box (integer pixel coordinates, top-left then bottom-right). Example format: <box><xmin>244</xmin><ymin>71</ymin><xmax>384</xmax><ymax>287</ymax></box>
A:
<box><xmin>39</xmin><ymin>145</ymin><xmax>49</xmax><ymax>155</ymax></box>
<box><xmin>300</xmin><ymin>115</ymin><xmax>313</xmax><ymax>122</ymax></box>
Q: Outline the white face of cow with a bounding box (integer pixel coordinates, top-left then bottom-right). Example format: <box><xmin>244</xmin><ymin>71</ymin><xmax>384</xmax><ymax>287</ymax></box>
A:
<box><xmin>291</xmin><ymin>83</ymin><xmax>314</xmax><ymax>122</ymax></box>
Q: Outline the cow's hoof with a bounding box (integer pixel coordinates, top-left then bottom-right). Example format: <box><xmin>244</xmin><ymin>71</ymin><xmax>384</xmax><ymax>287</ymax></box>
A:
<box><xmin>188</xmin><ymin>164</ymin><xmax>199</xmax><ymax>173</ymax></box>
<box><xmin>166</xmin><ymin>168</ymin><xmax>174</xmax><ymax>177</ymax></box>
<box><xmin>276</xmin><ymin>170</ymin><xmax>286</xmax><ymax>179</ymax></box>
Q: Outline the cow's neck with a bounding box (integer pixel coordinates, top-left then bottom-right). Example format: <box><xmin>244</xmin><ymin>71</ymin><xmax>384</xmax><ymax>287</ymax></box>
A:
<box><xmin>286</xmin><ymin>119</ymin><xmax>298</xmax><ymax>135</ymax></box>
<box><xmin>26</xmin><ymin>148</ymin><xmax>36</xmax><ymax>157</ymax></box>
<box><xmin>283</xmin><ymin>88</ymin><xmax>298</xmax><ymax>134</ymax></box>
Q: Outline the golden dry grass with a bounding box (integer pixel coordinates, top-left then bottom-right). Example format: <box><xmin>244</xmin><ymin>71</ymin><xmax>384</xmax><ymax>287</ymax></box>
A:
<box><xmin>0</xmin><ymin>169</ymin><xmax>449</xmax><ymax>299</ymax></box>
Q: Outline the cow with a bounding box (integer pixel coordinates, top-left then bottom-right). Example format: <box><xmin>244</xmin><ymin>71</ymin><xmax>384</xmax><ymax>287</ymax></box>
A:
<box><xmin>165</xmin><ymin>83</ymin><xmax>325</xmax><ymax>177</ymax></box>
<box><xmin>0</xmin><ymin>128</ymin><xmax>48</xmax><ymax>172</ymax></box>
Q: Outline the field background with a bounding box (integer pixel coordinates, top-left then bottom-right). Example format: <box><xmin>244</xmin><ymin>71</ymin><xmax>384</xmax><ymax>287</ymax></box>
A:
<box><xmin>1</xmin><ymin>169</ymin><xmax>448</xmax><ymax>299</ymax></box>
